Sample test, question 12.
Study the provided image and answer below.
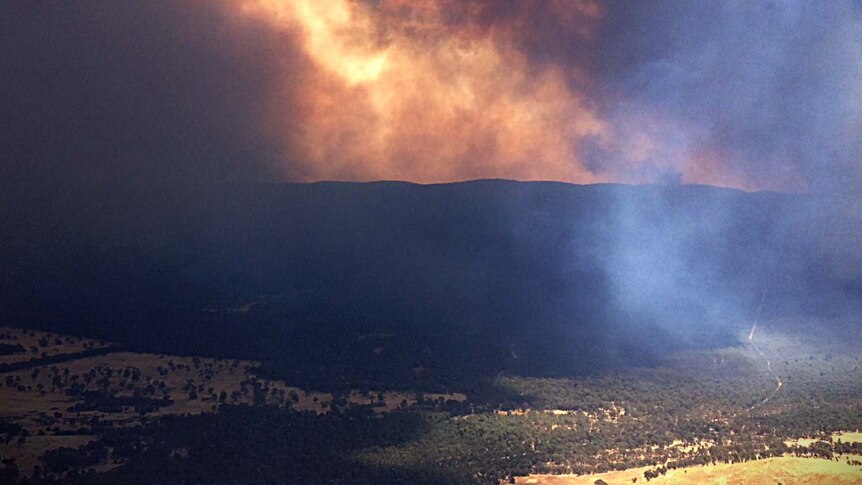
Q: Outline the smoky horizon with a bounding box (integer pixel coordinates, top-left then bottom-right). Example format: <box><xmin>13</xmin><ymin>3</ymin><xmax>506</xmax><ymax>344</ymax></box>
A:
<box><xmin>2</xmin><ymin>1</ymin><xmax>860</xmax><ymax>195</ymax></box>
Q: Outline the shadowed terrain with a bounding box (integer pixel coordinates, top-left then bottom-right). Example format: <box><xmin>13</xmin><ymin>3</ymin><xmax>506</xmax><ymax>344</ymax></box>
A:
<box><xmin>1</xmin><ymin>182</ymin><xmax>861</xmax><ymax>483</ymax></box>
<box><xmin>2</xmin><ymin>181</ymin><xmax>859</xmax><ymax>390</ymax></box>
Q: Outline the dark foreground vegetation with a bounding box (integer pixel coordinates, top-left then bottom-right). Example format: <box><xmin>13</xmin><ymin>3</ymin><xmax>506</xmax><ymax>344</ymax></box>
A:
<box><xmin>1</xmin><ymin>320</ymin><xmax>860</xmax><ymax>484</ymax></box>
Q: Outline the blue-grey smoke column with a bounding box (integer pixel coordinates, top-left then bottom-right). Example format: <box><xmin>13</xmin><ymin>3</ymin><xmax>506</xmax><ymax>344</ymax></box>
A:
<box><xmin>589</xmin><ymin>0</ymin><xmax>862</xmax><ymax>194</ymax></box>
<box><xmin>584</xmin><ymin>1</ymin><xmax>862</xmax><ymax>343</ymax></box>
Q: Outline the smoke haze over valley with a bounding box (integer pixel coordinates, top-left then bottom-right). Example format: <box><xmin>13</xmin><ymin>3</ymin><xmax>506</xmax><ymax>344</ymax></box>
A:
<box><xmin>2</xmin><ymin>1</ymin><xmax>860</xmax><ymax>357</ymax></box>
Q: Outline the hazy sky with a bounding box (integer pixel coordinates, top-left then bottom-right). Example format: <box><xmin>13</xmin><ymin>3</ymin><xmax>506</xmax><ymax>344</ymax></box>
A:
<box><xmin>2</xmin><ymin>1</ymin><xmax>860</xmax><ymax>193</ymax></box>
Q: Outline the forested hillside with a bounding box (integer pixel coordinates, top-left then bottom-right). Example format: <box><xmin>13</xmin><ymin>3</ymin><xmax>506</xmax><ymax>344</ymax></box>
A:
<box><xmin>2</xmin><ymin>181</ymin><xmax>859</xmax><ymax>390</ymax></box>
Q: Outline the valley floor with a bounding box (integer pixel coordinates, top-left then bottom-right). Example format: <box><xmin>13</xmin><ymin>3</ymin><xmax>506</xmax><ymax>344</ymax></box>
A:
<box><xmin>1</xmin><ymin>317</ymin><xmax>861</xmax><ymax>483</ymax></box>
<box><xmin>518</xmin><ymin>455</ymin><xmax>862</xmax><ymax>485</ymax></box>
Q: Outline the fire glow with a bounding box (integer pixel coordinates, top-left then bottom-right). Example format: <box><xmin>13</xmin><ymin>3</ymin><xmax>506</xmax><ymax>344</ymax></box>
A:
<box><xmin>236</xmin><ymin>0</ymin><xmax>607</xmax><ymax>183</ymax></box>
<box><xmin>227</xmin><ymin>0</ymin><xmax>812</xmax><ymax>191</ymax></box>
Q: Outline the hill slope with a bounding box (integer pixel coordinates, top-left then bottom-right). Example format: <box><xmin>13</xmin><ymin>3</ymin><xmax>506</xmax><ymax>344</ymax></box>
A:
<box><xmin>1</xmin><ymin>181</ymin><xmax>859</xmax><ymax>389</ymax></box>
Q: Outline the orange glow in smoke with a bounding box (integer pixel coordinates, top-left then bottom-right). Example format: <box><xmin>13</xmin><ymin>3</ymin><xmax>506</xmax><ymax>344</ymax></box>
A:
<box><xmin>684</xmin><ymin>147</ymin><xmax>808</xmax><ymax>193</ymax></box>
<box><xmin>226</xmin><ymin>0</ymin><xmax>803</xmax><ymax>191</ymax></box>
<box><xmin>237</xmin><ymin>0</ymin><xmax>606</xmax><ymax>183</ymax></box>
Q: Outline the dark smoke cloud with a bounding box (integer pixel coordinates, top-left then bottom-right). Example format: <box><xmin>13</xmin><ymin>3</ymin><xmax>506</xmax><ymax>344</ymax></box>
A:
<box><xmin>0</xmin><ymin>2</ymin><xmax>306</xmax><ymax>327</ymax></box>
<box><xmin>0</xmin><ymin>1</ymin><xmax>289</xmax><ymax>199</ymax></box>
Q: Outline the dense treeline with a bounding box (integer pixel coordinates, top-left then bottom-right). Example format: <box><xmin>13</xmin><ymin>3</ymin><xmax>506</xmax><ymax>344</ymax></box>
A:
<box><xmin>26</xmin><ymin>406</ymin><xmax>473</xmax><ymax>484</ymax></box>
<box><xmin>0</xmin><ymin>343</ymin><xmax>25</xmax><ymax>356</ymax></box>
<box><xmin>0</xmin><ymin>347</ymin><xmax>121</xmax><ymax>375</ymax></box>
<box><xmin>67</xmin><ymin>391</ymin><xmax>173</xmax><ymax>414</ymax></box>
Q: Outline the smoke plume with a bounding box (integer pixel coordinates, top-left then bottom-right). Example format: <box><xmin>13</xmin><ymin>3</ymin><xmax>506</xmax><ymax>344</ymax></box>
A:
<box><xmin>2</xmin><ymin>1</ymin><xmax>859</xmax><ymax>192</ymax></box>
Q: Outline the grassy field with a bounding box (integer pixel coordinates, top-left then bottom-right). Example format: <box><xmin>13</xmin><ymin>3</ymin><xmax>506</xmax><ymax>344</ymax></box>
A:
<box><xmin>835</xmin><ymin>431</ymin><xmax>862</xmax><ymax>444</ymax></box>
<box><xmin>517</xmin><ymin>456</ymin><xmax>862</xmax><ymax>484</ymax></box>
<box><xmin>0</xmin><ymin>328</ymin><xmax>465</xmax><ymax>477</ymax></box>
<box><xmin>2</xmin><ymin>320</ymin><xmax>860</xmax><ymax>482</ymax></box>
<box><xmin>784</xmin><ymin>431</ymin><xmax>862</xmax><ymax>448</ymax></box>
<box><xmin>0</xmin><ymin>350</ymin><xmax>465</xmax><ymax>420</ymax></box>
